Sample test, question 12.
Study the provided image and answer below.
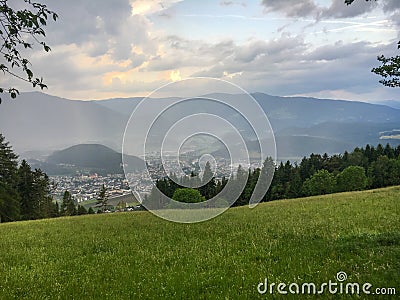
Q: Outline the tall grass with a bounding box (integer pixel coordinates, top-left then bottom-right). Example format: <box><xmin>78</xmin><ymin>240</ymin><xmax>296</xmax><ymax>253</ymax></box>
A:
<box><xmin>0</xmin><ymin>187</ymin><xmax>399</xmax><ymax>299</ymax></box>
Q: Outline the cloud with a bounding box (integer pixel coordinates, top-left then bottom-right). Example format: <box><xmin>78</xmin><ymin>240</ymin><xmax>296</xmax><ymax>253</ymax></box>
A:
<box><xmin>47</xmin><ymin>1</ymin><xmax>131</xmax><ymax>46</ymax></box>
<box><xmin>145</xmin><ymin>34</ymin><xmax>307</xmax><ymax>77</ymax></box>
<box><xmin>171</xmin><ymin>32</ymin><xmax>396</xmax><ymax>101</ymax></box>
<box><xmin>219</xmin><ymin>1</ymin><xmax>246</xmax><ymax>7</ymax></box>
<box><xmin>27</xmin><ymin>45</ymin><xmax>133</xmax><ymax>97</ymax></box>
<box><xmin>235</xmin><ymin>36</ymin><xmax>306</xmax><ymax>63</ymax></box>
<box><xmin>190</xmin><ymin>34</ymin><xmax>307</xmax><ymax>78</ymax></box>
<box><xmin>321</xmin><ymin>0</ymin><xmax>378</xmax><ymax>18</ymax></box>
<box><xmin>9</xmin><ymin>0</ymin><xmax>397</xmax><ymax>102</ymax></box>
<box><xmin>260</xmin><ymin>0</ymin><xmax>396</xmax><ymax>20</ymax></box>
<box><xmin>382</xmin><ymin>0</ymin><xmax>400</xmax><ymax>12</ymax></box>
<box><xmin>305</xmin><ymin>40</ymin><xmax>370</xmax><ymax>61</ymax></box>
<box><xmin>223</xmin><ymin>71</ymin><xmax>243</xmax><ymax>79</ymax></box>
<box><xmin>380</xmin><ymin>0</ymin><xmax>400</xmax><ymax>29</ymax></box>
<box><xmin>43</xmin><ymin>0</ymin><xmax>158</xmax><ymax>63</ymax></box>
<box><xmin>261</xmin><ymin>0</ymin><xmax>320</xmax><ymax>18</ymax></box>
<box><xmin>143</xmin><ymin>37</ymin><xmax>236</xmax><ymax>72</ymax></box>
<box><xmin>131</xmin><ymin>0</ymin><xmax>183</xmax><ymax>15</ymax></box>
<box><xmin>8</xmin><ymin>0</ymin><xmax>167</xmax><ymax>98</ymax></box>
<box><xmin>25</xmin><ymin>18</ymin><xmax>395</xmax><ymax>101</ymax></box>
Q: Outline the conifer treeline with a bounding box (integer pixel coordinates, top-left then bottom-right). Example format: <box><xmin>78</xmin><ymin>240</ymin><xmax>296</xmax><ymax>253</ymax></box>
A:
<box><xmin>151</xmin><ymin>143</ymin><xmax>400</xmax><ymax>207</ymax></box>
<box><xmin>0</xmin><ymin>134</ymin><xmax>93</xmax><ymax>223</ymax></box>
<box><xmin>0</xmin><ymin>134</ymin><xmax>59</xmax><ymax>222</ymax></box>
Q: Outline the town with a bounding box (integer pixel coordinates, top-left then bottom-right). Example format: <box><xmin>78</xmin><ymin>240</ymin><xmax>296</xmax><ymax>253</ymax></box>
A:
<box><xmin>51</xmin><ymin>173</ymin><xmax>131</xmax><ymax>203</ymax></box>
<box><xmin>50</xmin><ymin>154</ymin><xmax>259</xmax><ymax>203</ymax></box>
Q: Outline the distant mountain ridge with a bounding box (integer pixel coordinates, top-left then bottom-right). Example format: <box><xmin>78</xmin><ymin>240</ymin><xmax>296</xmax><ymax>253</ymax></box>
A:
<box><xmin>1</xmin><ymin>91</ymin><xmax>399</xmax><ymax>162</ymax></box>
<box><xmin>251</xmin><ymin>93</ymin><xmax>400</xmax><ymax>131</ymax></box>
<box><xmin>94</xmin><ymin>93</ymin><xmax>400</xmax><ymax>158</ymax></box>
<box><xmin>96</xmin><ymin>93</ymin><xmax>400</xmax><ymax>127</ymax></box>
<box><xmin>376</xmin><ymin>100</ymin><xmax>400</xmax><ymax>110</ymax></box>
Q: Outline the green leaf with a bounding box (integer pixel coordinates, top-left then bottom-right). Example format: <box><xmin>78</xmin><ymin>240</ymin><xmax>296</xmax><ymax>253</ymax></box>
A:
<box><xmin>43</xmin><ymin>44</ymin><xmax>51</xmax><ymax>52</ymax></box>
<box><xmin>26</xmin><ymin>69</ymin><xmax>33</xmax><ymax>79</ymax></box>
<box><xmin>32</xmin><ymin>16</ymin><xmax>39</xmax><ymax>28</ymax></box>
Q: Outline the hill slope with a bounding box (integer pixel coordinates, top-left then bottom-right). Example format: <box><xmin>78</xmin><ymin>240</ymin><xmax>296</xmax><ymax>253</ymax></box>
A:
<box><xmin>45</xmin><ymin>144</ymin><xmax>145</xmax><ymax>175</ymax></box>
<box><xmin>0</xmin><ymin>187</ymin><xmax>399</xmax><ymax>299</ymax></box>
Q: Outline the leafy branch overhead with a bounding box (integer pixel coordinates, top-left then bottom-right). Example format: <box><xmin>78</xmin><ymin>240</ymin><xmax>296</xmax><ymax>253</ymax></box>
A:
<box><xmin>346</xmin><ymin>0</ymin><xmax>399</xmax><ymax>87</ymax></box>
<box><xmin>371</xmin><ymin>42</ymin><xmax>400</xmax><ymax>88</ymax></box>
<box><xmin>0</xmin><ymin>0</ymin><xmax>58</xmax><ymax>102</ymax></box>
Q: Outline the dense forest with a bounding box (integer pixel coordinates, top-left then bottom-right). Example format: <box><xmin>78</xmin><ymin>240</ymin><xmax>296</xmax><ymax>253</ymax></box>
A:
<box><xmin>149</xmin><ymin>143</ymin><xmax>400</xmax><ymax>208</ymax></box>
<box><xmin>0</xmin><ymin>134</ymin><xmax>57</xmax><ymax>222</ymax></box>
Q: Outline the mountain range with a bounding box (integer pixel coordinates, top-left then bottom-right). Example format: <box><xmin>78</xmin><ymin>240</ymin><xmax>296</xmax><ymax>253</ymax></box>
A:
<box><xmin>0</xmin><ymin>91</ymin><xmax>399</xmax><ymax>163</ymax></box>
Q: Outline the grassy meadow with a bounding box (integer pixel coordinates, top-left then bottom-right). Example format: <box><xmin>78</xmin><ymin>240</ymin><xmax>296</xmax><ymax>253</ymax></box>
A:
<box><xmin>0</xmin><ymin>187</ymin><xmax>399</xmax><ymax>299</ymax></box>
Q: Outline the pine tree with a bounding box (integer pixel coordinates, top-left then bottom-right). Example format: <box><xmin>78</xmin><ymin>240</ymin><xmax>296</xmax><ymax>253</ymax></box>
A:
<box><xmin>32</xmin><ymin>169</ymin><xmax>55</xmax><ymax>219</ymax></box>
<box><xmin>200</xmin><ymin>162</ymin><xmax>216</xmax><ymax>199</ymax></box>
<box><xmin>61</xmin><ymin>191</ymin><xmax>76</xmax><ymax>216</ymax></box>
<box><xmin>261</xmin><ymin>157</ymin><xmax>275</xmax><ymax>202</ymax></box>
<box><xmin>384</xmin><ymin>143</ymin><xmax>395</xmax><ymax>159</ymax></box>
<box><xmin>77</xmin><ymin>205</ymin><xmax>87</xmax><ymax>215</ymax></box>
<box><xmin>0</xmin><ymin>134</ymin><xmax>20</xmax><ymax>222</ymax></box>
<box><xmin>96</xmin><ymin>185</ymin><xmax>109</xmax><ymax>212</ymax></box>
<box><xmin>287</xmin><ymin>169</ymin><xmax>303</xmax><ymax>198</ymax></box>
<box><xmin>17</xmin><ymin>160</ymin><xmax>36</xmax><ymax>220</ymax></box>
<box><xmin>0</xmin><ymin>134</ymin><xmax>18</xmax><ymax>185</ymax></box>
<box><xmin>0</xmin><ymin>182</ymin><xmax>20</xmax><ymax>222</ymax></box>
<box><xmin>242</xmin><ymin>168</ymin><xmax>260</xmax><ymax>204</ymax></box>
<box><xmin>17</xmin><ymin>160</ymin><xmax>57</xmax><ymax>220</ymax></box>
<box><xmin>52</xmin><ymin>202</ymin><xmax>60</xmax><ymax>218</ymax></box>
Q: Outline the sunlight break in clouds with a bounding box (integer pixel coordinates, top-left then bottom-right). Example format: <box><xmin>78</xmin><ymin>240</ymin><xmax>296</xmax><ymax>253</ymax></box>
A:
<box><xmin>170</xmin><ymin>70</ymin><xmax>182</xmax><ymax>82</ymax></box>
<box><xmin>131</xmin><ymin>0</ymin><xmax>183</xmax><ymax>16</ymax></box>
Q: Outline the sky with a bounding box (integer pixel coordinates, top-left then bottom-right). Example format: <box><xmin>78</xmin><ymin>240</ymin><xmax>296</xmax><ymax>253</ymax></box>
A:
<box><xmin>4</xmin><ymin>0</ymin><xmax>400</xmax><ymax>102</ymax></box>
